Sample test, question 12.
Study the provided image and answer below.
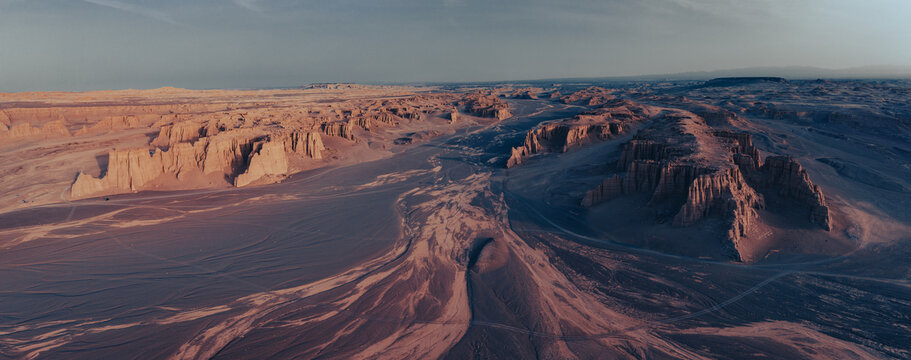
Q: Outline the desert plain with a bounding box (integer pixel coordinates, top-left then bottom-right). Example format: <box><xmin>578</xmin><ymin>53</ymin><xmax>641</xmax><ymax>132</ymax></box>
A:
<box><xmin>0</xmin><ymin>78</ymin><xmax>909</xmax><ymax>359</ymax></box>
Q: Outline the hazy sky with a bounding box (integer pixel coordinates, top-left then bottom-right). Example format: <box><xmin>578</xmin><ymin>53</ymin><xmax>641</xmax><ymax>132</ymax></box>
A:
<box><xmin>1</xmin><ymin>0</ymin><xmax>909</xmax><ymax>91</ymax></box>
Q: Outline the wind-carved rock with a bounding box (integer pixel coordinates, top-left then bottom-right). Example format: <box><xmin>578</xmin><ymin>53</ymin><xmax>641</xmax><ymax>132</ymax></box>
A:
<box><xmin>507</xmin><ymin>99</ymin><xmax>651</xmax><ymax>168</ymax></box>
<box><xmin>582</xmin><ymin>113</ymin><xmax>832</xmax><ymax>261</ymax></box>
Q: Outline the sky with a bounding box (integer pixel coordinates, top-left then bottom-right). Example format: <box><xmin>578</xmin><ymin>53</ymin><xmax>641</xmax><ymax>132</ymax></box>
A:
<box><xmin>0</xmin><ymin>0</ymin><xmax>909</xmax><ymax>91</ymax></box>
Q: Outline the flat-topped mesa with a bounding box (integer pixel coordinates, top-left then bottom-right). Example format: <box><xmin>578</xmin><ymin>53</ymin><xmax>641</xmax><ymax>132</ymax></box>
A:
<box><xmin>459</xmin><ymin>91</ymin><xmax>512</xmax><ymax>120</ymax></box>
<box><xmin>507</xmin><ymin>99</ymin><xmax>653</xmax><ymax>168</ymax></box>
<box><xmin>560</xmin><ymin>87</ymin><xmax>615</xmax><ymax>106</ymax></box>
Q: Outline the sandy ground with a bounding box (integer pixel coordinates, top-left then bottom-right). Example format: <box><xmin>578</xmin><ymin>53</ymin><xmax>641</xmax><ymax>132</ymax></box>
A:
<box><xmin>1</xmin><ymin>81</ymin><xmax>910</xmax><ymax>359</ymax></box>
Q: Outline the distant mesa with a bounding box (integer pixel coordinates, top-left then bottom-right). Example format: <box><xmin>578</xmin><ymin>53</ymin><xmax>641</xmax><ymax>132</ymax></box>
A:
<box><xmin>303</xmin><ymin>83</ymin><xmax>374</xmax><ymax>90</ymax></box>
<box><xmin>700</xmin><ymin>77</ymin><xmax>789</xmax><ymax>87</ymax></box>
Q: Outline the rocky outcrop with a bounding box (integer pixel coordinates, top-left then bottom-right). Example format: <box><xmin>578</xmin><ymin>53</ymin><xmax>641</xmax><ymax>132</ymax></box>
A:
<box><xmin>70</xmin><ymin>127</ymin><xmax>329</xmax><ymax>199</ymax></box>
<box><xmin>74</xmin><ymin>116</ymin><xmax>143</xmax><ymax>136</ymax></box>
<box><xmin>507</xmin><ymin>99</ymin><xmax>651</xmax><ymax>167</ymax></box>
<box><xmin>507</xmin><ymin>88</ymin><xmax>540</xmax><ymax>99</ymax></box>
<box><xmin>235</xmin><ymin>141</ymin><xmax>289</xmax><ymax>187</ymax></box>
<box><xmin>1</xmin><ymin>120</ymin><xmax>71</xmax><ymax>140</ymax></box>
<box><xmin>151</xmin><ymin>121</ymin><xmax>208</xmax><ymax>147</ymax></box>
<box><xmin>560</xmin><ymin>87</ymin><xmax>615</xmax><ymax>106</ymax></box>
<box><xmin>459</xmin><ymin>92</ymin><xmax>512</xmax><ymax>120</ymax></box>
<box><xmin>71</xmin><ymin>130</ymin><xmax>261</xmax><ymax>199</ymax></box>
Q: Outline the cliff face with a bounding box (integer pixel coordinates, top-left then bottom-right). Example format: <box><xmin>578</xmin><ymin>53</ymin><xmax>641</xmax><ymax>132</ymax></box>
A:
<box><xmin>321</xmin><ymin>120</ymin><xmax>356</xmax><ymax>140</ymax></box>
<box><xmin>507</xmin><ymin>99</ymin><xmax>652</xmax><ymax>168</ymax></box>
<box><xmin>70</xmin><ymin>129</ymin><xmax>326</xmax><ymax>199</ymax></box>
<box><xmin>280</xmin><ymin>131</ymin><xmax>324</xmax><ymax>160</ymax></box>
<box><xmin>235</xmin><ymin>141</ymin><xmax>289</xmax><ymax>187</ymax></box>
<box><xmin>752</xmin><ymin>156</ymin><xmax>831</xmax><ymax>230</ymax></box>
<box><xmin>151</xmin><ymin>121</ymin><xmax>208</xmax><ymax>147</ymax></box>
<box><xmin>582</xmin><ymin>113</ymin><xmax>831</xmax><ymax>261</ymax></box>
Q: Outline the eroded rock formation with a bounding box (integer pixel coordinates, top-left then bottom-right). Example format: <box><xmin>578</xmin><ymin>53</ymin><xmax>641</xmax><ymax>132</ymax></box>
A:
<box><xmin>459</xmin><ymin>91</ymin><xmax>512</xmax><ymax>120</ymax></box>
<box><xmin>0</xmin><ymin>120</ymin><xmax>71</xmax><ymax>140</ymax></box>
<box><xmin>235</xmin><ymin>141</ymin><xmax>289</xmax><ymax>187</ymax></box>
<box><xmin>70</xmin><ymin>128</ymin><xmax>327</xmax><ymax>199</ymax></box>
<box><xmin>507</xmin><ymin>99</ymin><xmax>653</xmax><ymax>167</ymax></box>
<box><xmin>582</xmin><ymin>112</ymin><xmax>832</xmax><ymax>260</ymax></box>
<box><xmin>560</xmin><ymin>87</ymin><xmax>615</xmax><ymax>106</ymax></box>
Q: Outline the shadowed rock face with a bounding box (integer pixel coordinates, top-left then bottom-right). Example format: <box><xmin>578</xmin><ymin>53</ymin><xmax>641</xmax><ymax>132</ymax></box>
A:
<box><xmin>235</xmin><ymin>141</ymin><xmax>289</xmax><ymax>187</ymax></box>
<box><xmin>70</xmin><ymin>130</ymin><xmax>264</xmax><ymax>198</ymax></box>
<box><xmin>581</xmin><ymin>112</ymin><xmax>831</xmax><ymax>261</ymax></box>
